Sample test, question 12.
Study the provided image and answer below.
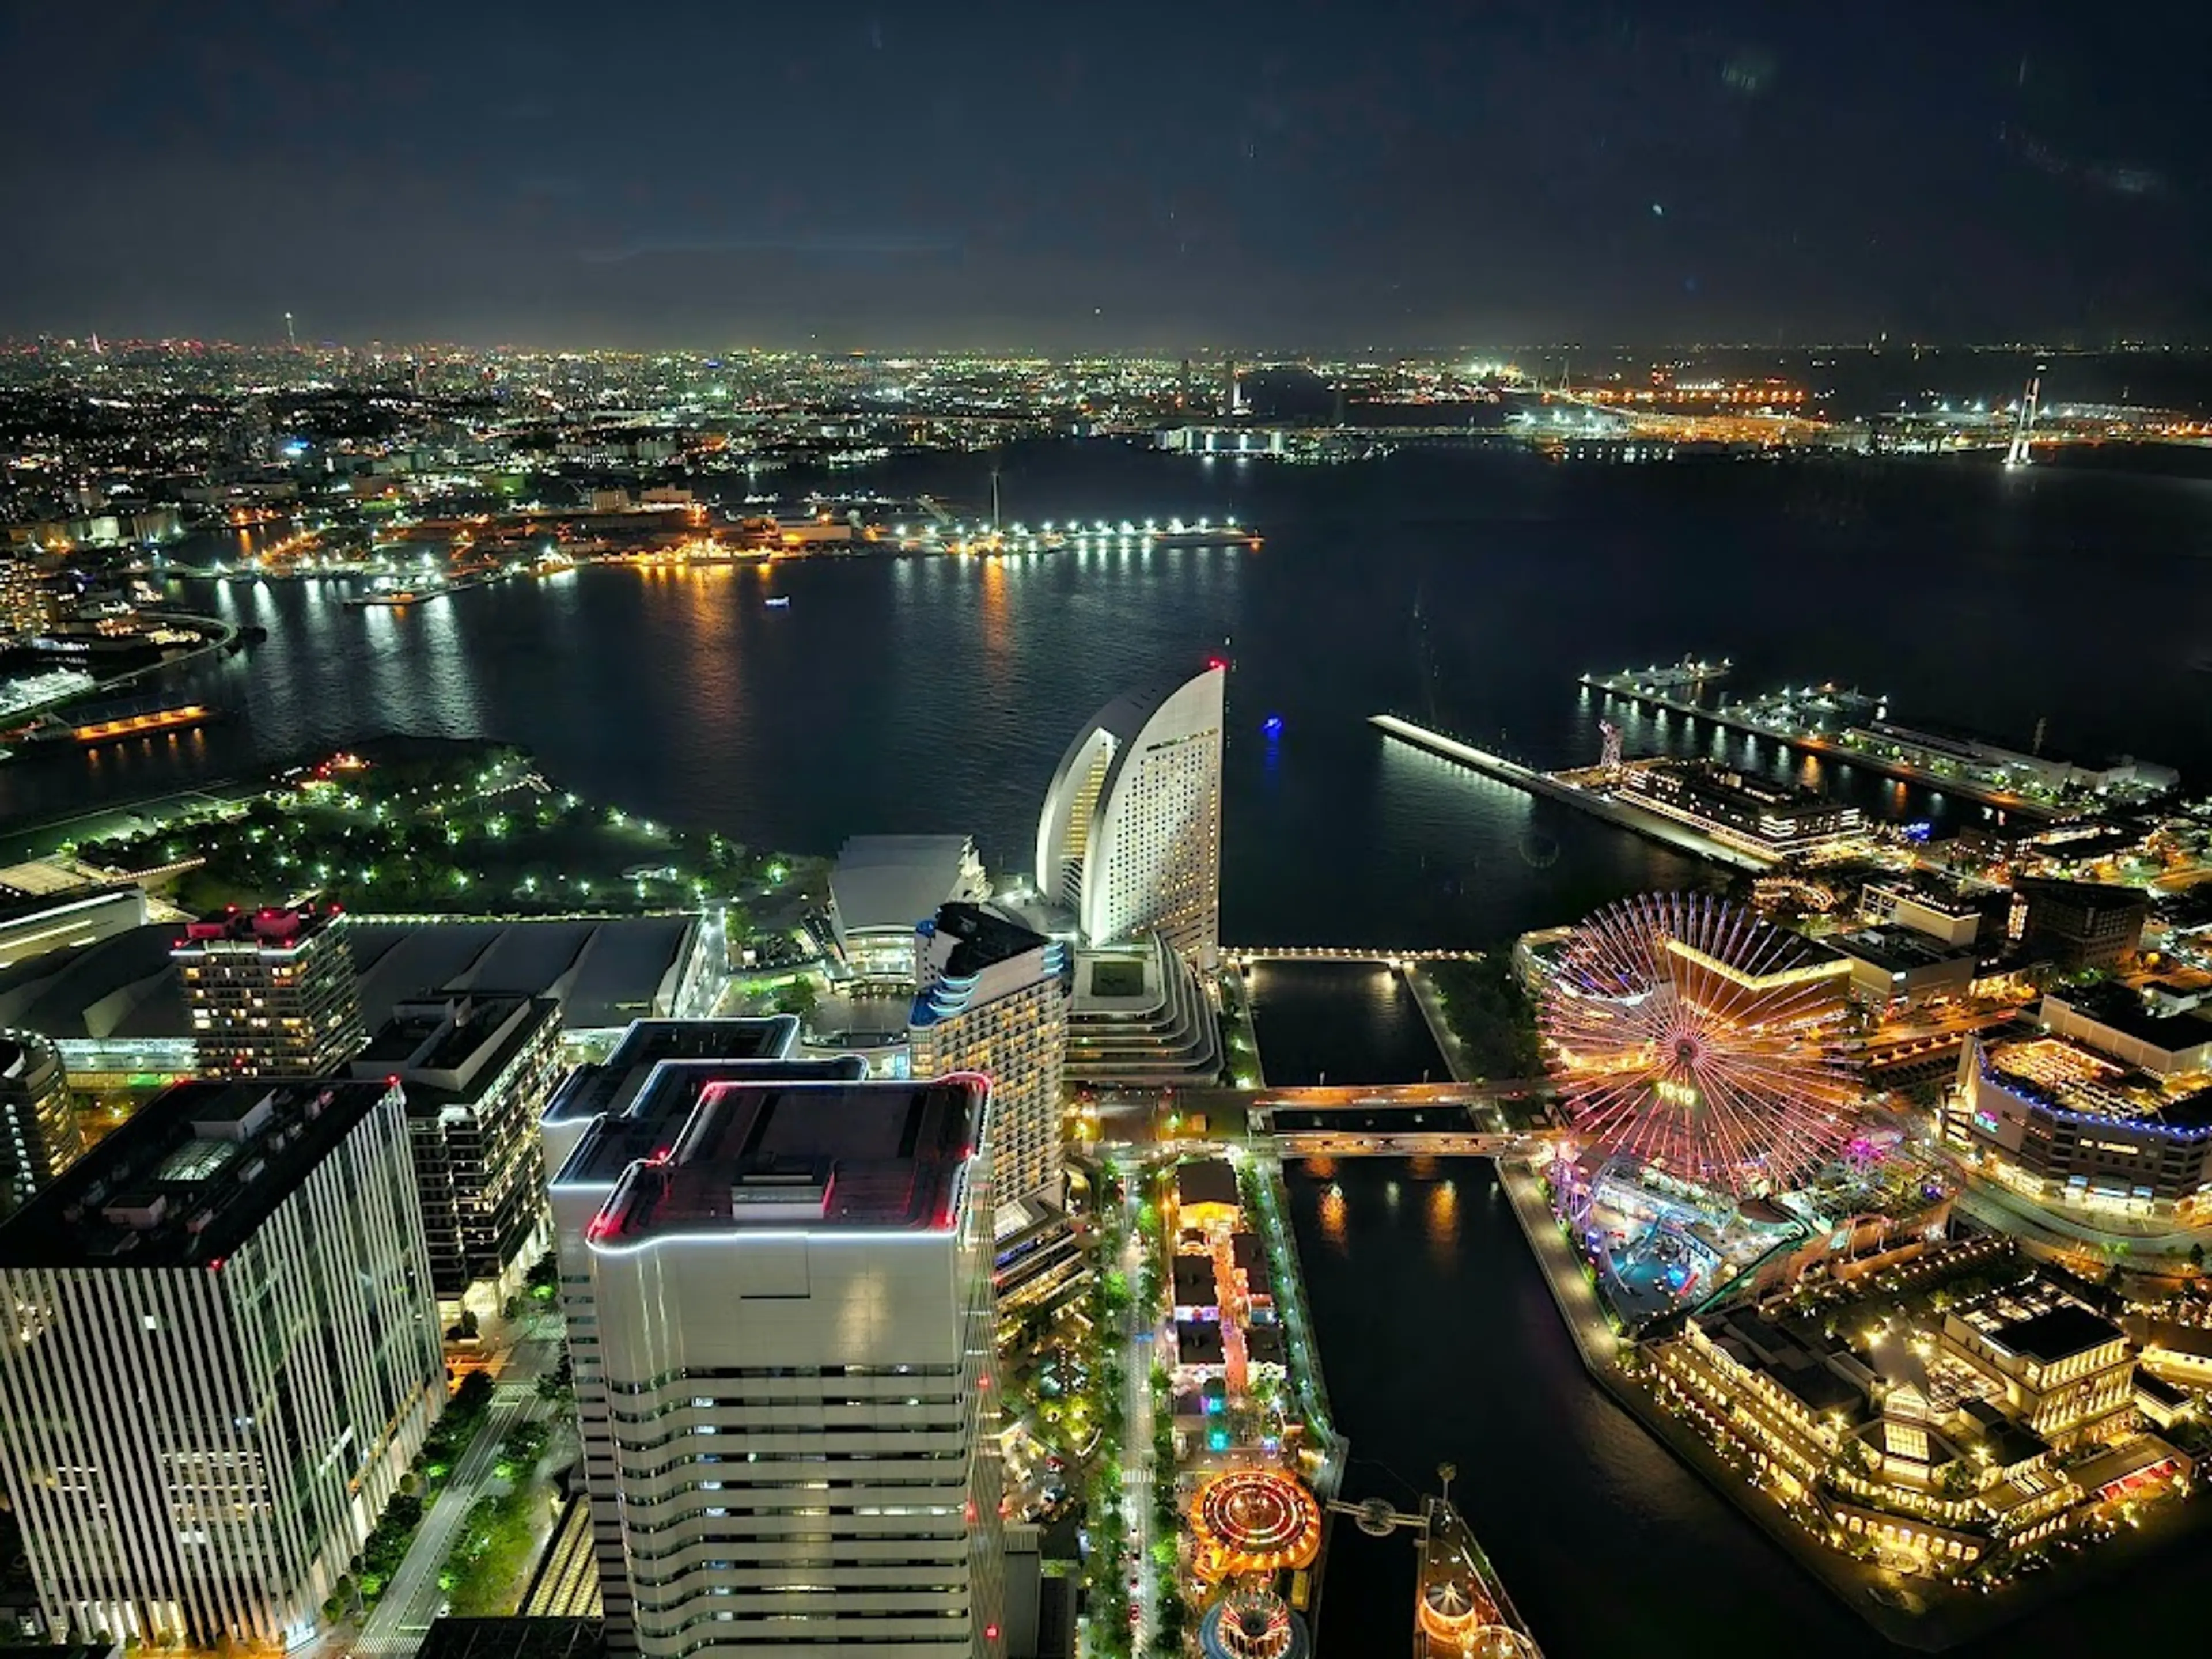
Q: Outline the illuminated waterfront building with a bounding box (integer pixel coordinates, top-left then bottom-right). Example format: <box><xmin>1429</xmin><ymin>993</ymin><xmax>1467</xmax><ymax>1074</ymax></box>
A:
<box><xmin>1036</xmin><ymin>664</ymin><xmax>1225</xmax><ymax>968</ymax></box>
<box><xmin>548</xmin><ymin>1057</ymin><xmax>1003</xmax><ymax>1657</ymax></box>
<box><xmin>1653</xmin><ymin>1271</ymin><xmax>2188</xmax><ymax>1575</ymax></box>
<box><xmin>0</xmin><ymin>1078</ymin><xmax>444</xmax><ymax>1648</ymax></box>
<box><xmin>1618</xmin><ymin>760</ymin><xmax>1863</xmax><ymax>857</ymax></box>
<box><xmin>830</xmin><ymin>835</ymin><xmax>988</xmax><ymax>986</ymax></box>
<box><xmin>911</xmin><ymin>901</ymin><xmax>1069</xmax><ymax>1209</ymax></box>
<box><xmin>347</xmin><ymin>993</ymin><xmax>563</xmax><ymax>1309</ymax></box>
<box><xmin>1942</xmin><ymin>1282</ymin><xmax>2135</xmax><ymax>1449</ymax></box>
<box><xmin>0</xmin><ymin>1029</ymin><xmax>81</xmax><ymax>1218</ymax></box>
<box><xmin>1945</xmin><ymin>1034</ymin><xmax>2212</xmax><ymax>1217</ymax></box>
<box><xmin>173</xmin><ymin>907</ymin><xmax>366</xmax><ymax>1077</ymax></box>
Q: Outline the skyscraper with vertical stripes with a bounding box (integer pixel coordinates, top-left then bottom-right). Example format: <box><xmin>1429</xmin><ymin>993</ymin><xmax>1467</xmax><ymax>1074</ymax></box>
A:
<box><xmin>0</xmin><ymin>1077</ymin><xmax>445</xmax><ymax>1649</ymax></box>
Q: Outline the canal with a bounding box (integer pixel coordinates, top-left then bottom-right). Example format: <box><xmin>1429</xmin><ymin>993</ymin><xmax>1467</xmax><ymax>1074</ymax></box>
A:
<box><xmin>1284</xmin><ymin>1157</ymin><xmax>2207</xmax><ymax>1658</ymax></box>
<box><xmin>1245</xmin><ymin>961</ymin><xmax>1450</xmax><ymax>1086</ymax></box>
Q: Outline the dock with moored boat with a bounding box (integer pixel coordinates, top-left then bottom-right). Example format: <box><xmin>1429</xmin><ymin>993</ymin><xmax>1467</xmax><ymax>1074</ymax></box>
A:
<box><xmin>1414</xmin><ymin>1488</ymin><xmax>1543</xmax><ymax>1658</ymax></box>
<box><xmin>1578</xmin><ymin>666</ymin><xmax>2062</xmax><ymax>819</ymax></box>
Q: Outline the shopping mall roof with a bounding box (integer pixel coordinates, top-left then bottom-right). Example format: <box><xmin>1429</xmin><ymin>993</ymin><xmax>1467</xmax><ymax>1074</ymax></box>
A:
<box><xmin>0</xmin><ymin>922</ymin><xmax>189</xmax><ymax>1041</ymax></box>
<box><xmin>341</xmin><ymin>914</ymin><xmax>700</xmax><ymax>1030</ymax></box>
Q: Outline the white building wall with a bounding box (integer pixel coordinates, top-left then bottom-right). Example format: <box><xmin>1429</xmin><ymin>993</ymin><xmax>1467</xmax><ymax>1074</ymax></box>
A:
<box><xmin>0</xmin><ymin>1090</ymin><xmax>442</xmax><ymax>1649</ymax></box>
<box><xmin>566</xmin><ymin>1123</ymin><xmax>1003</xmax><ymax>1658</ymax></box>
<box><xmin>1037</xmin><ymin>666</ymin><xmax>1224</xmax><ymax>968</ymax></box>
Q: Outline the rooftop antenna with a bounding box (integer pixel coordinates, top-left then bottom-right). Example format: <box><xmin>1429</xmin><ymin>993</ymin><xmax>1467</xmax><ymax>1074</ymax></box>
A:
<box><xmin>285</xmin><ymin>311</ymin><xmax>297</xmax><ymax>351</ymax></box>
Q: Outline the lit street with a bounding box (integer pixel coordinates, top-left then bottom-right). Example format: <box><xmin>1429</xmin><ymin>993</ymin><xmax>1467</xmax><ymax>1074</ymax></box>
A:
<box><xmin>1119</xmin><ymin>1187</ymin><xmax>1159</xmax><ymax>1652</ymax></box>
<box><xmin>352</xmin><ymin>1320</ymin><xmax>562</xmax><ymax>1659</ymax></box>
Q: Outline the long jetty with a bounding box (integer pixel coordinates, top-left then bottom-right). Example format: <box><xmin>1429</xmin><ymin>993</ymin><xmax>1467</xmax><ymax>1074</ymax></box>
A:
<box><xmin>1368</xmin><ymin>713</ymin><xmax>1772</xmax><ymax>873</ymax></box>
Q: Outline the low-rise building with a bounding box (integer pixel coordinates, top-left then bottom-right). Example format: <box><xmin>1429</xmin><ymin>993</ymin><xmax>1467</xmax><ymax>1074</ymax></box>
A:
<box><xmin>2040</xmin><ymin>987</ymin><xmax>2212</xmax><ymax>1078</ymax></box>
<box><xmin>1652</xmin><ymin>1274</ymin><xmax>2181</xmax><ymax>1578</ymax></box>
<box><xmin>1858</xmin><ymin>874</ymin><xmax>1998</xmax><ymax>949</ymax></box>
<box><xmin>1828</xmin><ymin>926</ymin><xmax>1979</xmax><ymax>1009</ymax></box>
<box><xmin>1618</xmin><ymin>761</ymin><xmax>1863</xmax><ymax>858</ymax></box>
<box><xmin>1943</xmin><ymin>1285</ymin><xmax>2135</xmax><ymax>1449</ymax></box>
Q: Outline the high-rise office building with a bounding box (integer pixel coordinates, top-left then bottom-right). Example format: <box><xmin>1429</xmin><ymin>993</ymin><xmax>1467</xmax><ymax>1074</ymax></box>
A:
<box><xmin>0</xmin><ymin>555</ymin><xmax>51</xmax><ymax>638</ymax></box>
<box><xmin>540</xmin><ymin>1018</ymin><xmax>862</xmax><ymax>1642</ymax></box>
<box><xmin>173</xmin><ymin>907</ymin><xmax>367</xmax><ymax>1077</ymax></box>
<box><xmin>1036</xmin><ymin>662</ymin><xmax>1225</xmax><ymax>968</ymax></box>
<box><xmin>912</xmin><ymin>902</ymin><xmax>1069</xmax><ymax>1210</ymax></box>
<box><xmin>550</xmin><ymin>1055</ymin><xmax>1003</xmax><ymax>1658</ymax></box>
<box><xmin>349</xmin><ymin>993</ymin><xmax>563</xmax><ymax>1308</ymax></box>
<box><xmin>0</xmin><ymin>1029</ymin><xmax>81</xmax><ymax>1218</ymax></box>
<box><xmin>0</xmin><ymin>1077</ymin><xmax>445</xmax><ymax>1649</ymax></box>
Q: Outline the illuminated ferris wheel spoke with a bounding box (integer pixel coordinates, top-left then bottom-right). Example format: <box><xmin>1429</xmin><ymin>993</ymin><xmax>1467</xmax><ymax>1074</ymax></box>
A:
<box><xmin>1540</xmin><ymin>892</ymin><xmax>1861</xmax><ymax>1198</ymax></box>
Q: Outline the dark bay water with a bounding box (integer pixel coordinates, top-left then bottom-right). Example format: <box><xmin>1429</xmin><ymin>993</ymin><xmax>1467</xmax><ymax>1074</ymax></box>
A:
<box><xmin>6</xmin><ymin>446</ymin><xmax>2211</xmax><ymax>950</ymax></box>
<box><xmin>1245</xmin><ymin>961</ymin><xmax>1449</xmax><ymax>1084</ymax></box>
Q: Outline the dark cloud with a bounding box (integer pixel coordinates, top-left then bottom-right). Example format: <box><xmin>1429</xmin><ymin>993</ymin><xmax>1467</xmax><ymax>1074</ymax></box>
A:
<box><xmin>0</xmin><ymin>0</ymin><xmax>2205</xmax><ymax>346</ymax></box>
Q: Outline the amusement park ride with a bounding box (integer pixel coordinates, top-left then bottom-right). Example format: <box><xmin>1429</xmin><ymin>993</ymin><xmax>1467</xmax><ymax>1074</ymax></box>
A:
<box><xmin>1187</xmin><ymin>1464</ymin><xmax>1543</xmax><ymax>1658</ymax></box>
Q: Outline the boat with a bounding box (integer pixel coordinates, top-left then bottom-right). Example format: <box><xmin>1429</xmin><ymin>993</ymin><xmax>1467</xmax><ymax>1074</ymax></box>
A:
<box><xmin>25</xmin><ymin>695</ymin><xmax>217</xmax><ymax>747</ymax></box>
<box><xmin>1414</xmin><ymin>1495</ymin><xmax>1541</xmax><ymax>1657</ymax></box>
<box><xmin>764</xmin><ymin>596</ymin><xmax>792</xmax><ymax>609</ymax></box>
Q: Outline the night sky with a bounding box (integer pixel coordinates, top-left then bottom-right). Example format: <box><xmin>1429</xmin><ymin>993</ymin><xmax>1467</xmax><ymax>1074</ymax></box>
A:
<box><xmin>3</xmin><ymin>0</ymin><xmax>2208</xmax><ymax>349</ymax></box>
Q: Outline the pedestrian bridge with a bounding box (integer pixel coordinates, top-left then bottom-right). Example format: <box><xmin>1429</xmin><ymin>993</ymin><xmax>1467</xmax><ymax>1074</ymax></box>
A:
<box><xmin>1273</xmin><ymin>1129</ymin><xmax>1543</xmax><ymax>1159</ymax></box>
<box><xmin>1226</xmin><ymin>946</ymin><xmax>1484</xmax><ymax>964</ymax></box>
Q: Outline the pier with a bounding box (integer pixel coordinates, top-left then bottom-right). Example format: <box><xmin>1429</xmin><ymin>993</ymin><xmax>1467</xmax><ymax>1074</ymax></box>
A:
<box><xmin>1369</xmin><ymin>714</ymin><xmax>1774</xmax><ymax>872</ymax></box>
<box><xmin>1578</xmin><ymin>671</ymin><xmax>2059</xmax><ymax>820</ymax></box>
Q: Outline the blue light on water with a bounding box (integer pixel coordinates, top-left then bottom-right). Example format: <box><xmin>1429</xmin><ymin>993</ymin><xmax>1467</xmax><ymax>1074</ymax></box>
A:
<box><xmin>1262</xmin><ymin>715</ymin><xmax>1285</xmax><ymax>738</ymax></box>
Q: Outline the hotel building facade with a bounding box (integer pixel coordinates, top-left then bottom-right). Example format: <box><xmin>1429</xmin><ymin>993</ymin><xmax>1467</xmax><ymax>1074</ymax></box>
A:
<box><xmin>1037</xmin><ymin>664</ymin><xmax>1225</xmax><ymax>968</ymax></box>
